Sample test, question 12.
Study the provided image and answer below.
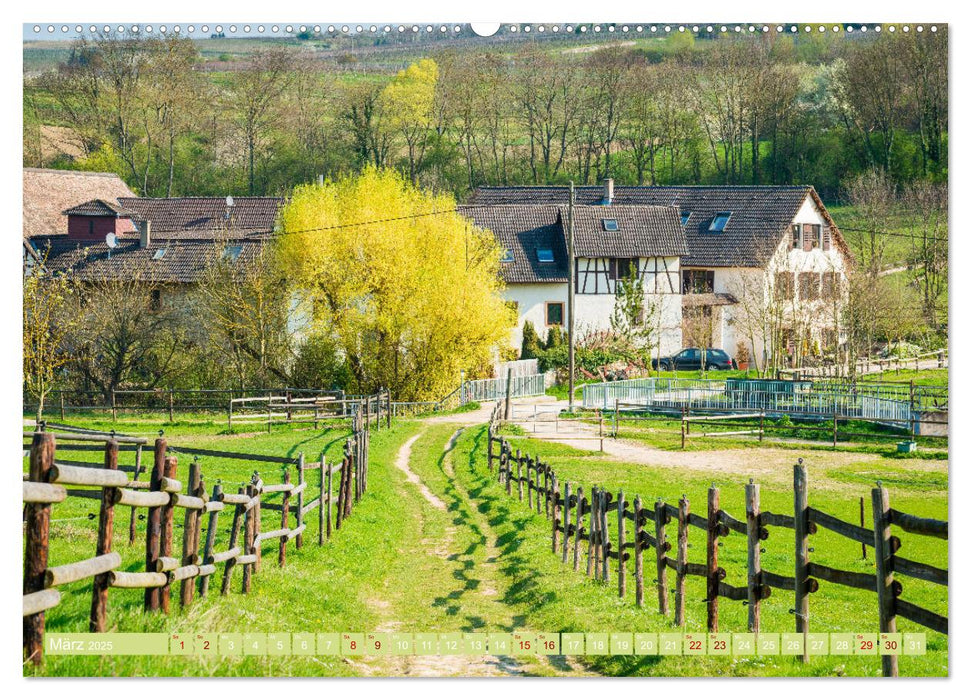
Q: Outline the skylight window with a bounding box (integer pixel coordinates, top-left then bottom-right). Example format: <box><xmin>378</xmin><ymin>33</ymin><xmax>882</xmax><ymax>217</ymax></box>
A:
<box><xmin>500</xmin><ymin>249</ymin><xmax>515</xmax><ymax>263</ymax></box>
<box><xmin>153</xmin><ymin>248</ymin><xmax>167</xmax><ymax>260</ymax></box>
<box><xmin>222</xmin><ymin>245</ymin><xmax>243</xmax><ymax>262</ymax></box>
<box><xmin>537</xmin><ymin>248</ymin><xmax>555</xmax><ymax>263</ymax></box>
<box><xmin>602</xmin><ymin>218</ymin><xmax>618</xmax><ymax>231</ymax></box>
<box><xmin>709</xmin><ymin>212</ymin><xmax>732</xmax><ymax>232</ymax></box>
<box><xmin>680</xmin><ymin>211</ymin><xmax>691</xmax><ymax>226</ymax></box>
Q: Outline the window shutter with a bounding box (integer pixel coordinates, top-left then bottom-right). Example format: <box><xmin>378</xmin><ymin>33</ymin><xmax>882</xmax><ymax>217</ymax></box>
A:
<box><xmin>822</xmin><ymin>227</ymin><xmax>832</xmax><ymax>251</ymax></box>
<box><xmin>802</xmin><ymin>224</ymin><xmax>813</xmax><ymax>252</ymax></box>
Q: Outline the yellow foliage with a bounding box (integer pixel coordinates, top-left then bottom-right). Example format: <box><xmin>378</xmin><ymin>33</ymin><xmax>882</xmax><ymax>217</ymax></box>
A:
<box><xmin>381</xmin><ymin>58</ymin><xmax>438</xmax><ymax>131</ymax></box>
<box><xmin>277</xmin><ymin>167</ymin><xmax>515</xmax><ymax>401</ymax></box>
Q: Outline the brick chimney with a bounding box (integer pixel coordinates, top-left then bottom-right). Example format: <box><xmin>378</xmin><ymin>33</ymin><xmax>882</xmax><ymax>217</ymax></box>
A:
<box><xmin>139</xmin><ymin>220</ymin><xmax>152</xmax><ymax>248</ymax></box>
<box><xmin>603</xmin><ymin>178</ymin><xmax>614</xmax><ymax>205</ymax></box>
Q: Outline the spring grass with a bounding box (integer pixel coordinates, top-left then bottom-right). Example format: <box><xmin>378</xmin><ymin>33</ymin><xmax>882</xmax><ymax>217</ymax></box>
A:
<box><xmin>26</xmin><ymin>418</ymin><xmax>423</xmax><ymax>677</ymax></box>
<box><xmin>449</xmin><ymin>425</ymin><xmax>948</xmax><ymax>677</ymax></box>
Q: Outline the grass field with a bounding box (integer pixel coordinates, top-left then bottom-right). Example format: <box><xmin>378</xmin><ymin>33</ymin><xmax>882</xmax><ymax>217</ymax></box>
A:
<box><xmin>24</xmin><ymin>409</ymin><xmax>948</xmax><ymax>677</ymax></box>
<box><xmin>454</xmin><ymin>425</ymin><xmax>948</xmax><ymax>677</ymax></box>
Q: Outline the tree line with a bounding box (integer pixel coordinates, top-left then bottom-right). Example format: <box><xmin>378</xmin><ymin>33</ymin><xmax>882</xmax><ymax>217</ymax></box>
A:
<box><xmin>24</xmin><ymin>29</ymin><xmax>946</xmax><ymax>200</ymax></box>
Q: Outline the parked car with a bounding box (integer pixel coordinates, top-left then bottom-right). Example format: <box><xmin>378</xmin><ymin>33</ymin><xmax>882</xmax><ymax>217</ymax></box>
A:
<box><xmin>652</xmin><ymin>348</ymin><xmax>735</xmax><ymax>371</ymax></box>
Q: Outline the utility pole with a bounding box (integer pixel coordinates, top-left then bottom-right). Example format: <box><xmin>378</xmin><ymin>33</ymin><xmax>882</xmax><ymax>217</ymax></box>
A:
<box><xmin>568</xmin><ymin>182</ymin><xmax>576</xmax><ymax>413</ymax></box>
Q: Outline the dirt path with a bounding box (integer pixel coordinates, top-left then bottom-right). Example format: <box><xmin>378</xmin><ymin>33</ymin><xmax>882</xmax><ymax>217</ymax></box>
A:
<box><xmin>509</xmin><ymin>401</ymin><xmax>947</xmax><ymax>486</ymax></box>
<box><xmin>366</xmin><ymin>423</ymin><xmax>593</xmax><ymax>677</ymax></box>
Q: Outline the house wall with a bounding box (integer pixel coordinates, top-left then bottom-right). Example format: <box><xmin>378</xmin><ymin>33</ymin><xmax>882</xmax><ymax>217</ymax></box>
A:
<box><xmin>717</xmin><ymin>194</ymin><xmax>851</xmax><ymax>366</ymax></box>
<box><xmin>504</xmin><ymin>254</ymin><xmax>683</xmax><ymax>356</ymax></box>
<box><xmin>66</xmin><ymin>215</ymin><xmax>131</xmax><ymax>241</ymax></box>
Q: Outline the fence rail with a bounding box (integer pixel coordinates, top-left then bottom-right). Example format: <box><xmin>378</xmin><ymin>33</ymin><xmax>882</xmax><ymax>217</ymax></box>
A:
<box><xmin>485</xmin><ymin>404</ymin><xmax>948</xmax><ymax>677</ymax></box>
<box><xmin>21</xmin><ymin>394</ymin><xmax>382</xmax><ymax>666</ymax></box>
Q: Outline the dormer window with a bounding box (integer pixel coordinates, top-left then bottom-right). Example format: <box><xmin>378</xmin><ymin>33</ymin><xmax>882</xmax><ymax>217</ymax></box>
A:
<box><xmin>602</xmin><ymin>218</ymin><xmax>618</xmax><ymax>231</ymax></box>
<box><xmin>680</xmin><ymin>211</ymin><xmax>691</xmax><ymax>226</ymax></box>
<box><xmin>222</xmin><ymin>245</ymin><xmax>243</xmax><ymax>262</ymax></box>
<box><xmin>500</xmin><ymin>249</ymin><xmax>514</xmax><ymax>263</ymax></box>
<box><xmin>153</xmin><ymin>248</ymin><xmax>167</xmax><ymax>260</ymax></box>
<box><xmin>537</xmin><ymin>248</ymin><xmax>555</xmax><ymax>263</ymax></box>
<box><xmin>709</xmin><ymin>212</ymin><xmax>731</xmax><ymax>232</ymax></box>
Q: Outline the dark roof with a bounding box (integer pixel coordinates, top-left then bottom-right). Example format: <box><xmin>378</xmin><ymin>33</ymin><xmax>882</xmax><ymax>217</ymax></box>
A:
<box><xmin>571</xmin><ymin>205</ymin><xmax>687</xmax><ymax>258</ymax></box>
<box><xmin>62</xmin><ymin>199</ymin><xmax>136</xmax><ymax>217</ymax></box>
<box><xmin>461</xmin><ymin>203</ymin><xmax>687</xmax><ymax>284</ymax></box>
<box><xmin>469</xmin><ymin>185</ymin><xmax>833</xmax><ymax>267</ymax></box>
<box><xmin>118</xmin><ymin>197</ymin><xmax>283</xmax><ymax>235</ymax></box>
<box><xmin>32</xmin><ymin>235</ymin><xmax>267</xmax><ymax>284</ymax></box>
<box><xmin>460</xmin><ymin>205</ymin><xmax>568</xmax><ymax>283</ymax></box>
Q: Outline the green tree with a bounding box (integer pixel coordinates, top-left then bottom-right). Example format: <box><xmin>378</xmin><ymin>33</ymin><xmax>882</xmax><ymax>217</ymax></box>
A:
<box><xmin>277</xmin><ymin>167</ymin><xmax>515</xmax><ymax>401</ymax></box>
<box><xmin>520</xmin><ymin>320</ymin><xmax>542</xmax><ymax>360</ymax></box>
<box><xmin>23</xmin><ymin>266</ymin><xmax>75</xmax><ymax>422</ymax></box>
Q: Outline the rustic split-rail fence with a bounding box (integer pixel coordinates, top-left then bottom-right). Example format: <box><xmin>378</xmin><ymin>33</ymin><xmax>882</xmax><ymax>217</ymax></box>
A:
<box><xmin>486</xmin><ymin>405</ymin><xmax>947</xmax><ymax>677</ymax></box>
<box><xmin>22</xmin><ymin>399</ymin><xmax>378</xmax><ymax>665</ymax></box>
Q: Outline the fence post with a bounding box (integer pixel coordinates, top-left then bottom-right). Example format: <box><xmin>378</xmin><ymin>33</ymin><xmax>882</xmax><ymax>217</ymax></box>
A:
<box><xmin>90</xmin><ymin>438</ymin><xmax>119</xmax><ymax>632</ymax></box>
<box><xmin>574</xmin><ymin>487</ymin><xmax>584</xmax><ymax>572</ymax></box>
<box><xmin>295</xmin><ymin>454</ymin><xmax>305</xmax><ymax>549</ymax></box>
<box><xmin>681</xmin><ymin>410</ymin><xmax>687</xmax><ymax>449</ymax></box>
<box><xmin>241</xmin><ymin>484</ymin><xmax>255</xmax><ymax>594</ymax></box>
<box><xmin>144</xmin><ymin>438</ymin><xmax>167</xmax><ymax>612</ymax></box>
<box><xmin>587</xmin><ymin>487</ymin><xmax>598</xmax><ymax>578</ymax></box>
<box><xmin>503</xmin><ymin>367</ymin><xmax>513</xmax><ymax>420</ymax></box>
<box><xmin>228</xmin><ymin>399</ymin><xmax>233</xmax><ymax>432</ymax></box>
<box><xmin>793</xmin><ymin>459</ymin><xmax>810</xmax><ymax>664</ymax></box>
<box><xmin>487</xmin><ymin>427</ymin><xmax>494</xmax><ymax>472</ymax></box>
<box><xmin>168</xmin><ymin>389</ymin><xmax>174</xmax><ymax>423</ymax></box>
<box><xmin>527</xmin><ymin>457</ymin><xmax>533</xmax><ymax>509</ymax></box>
<box><xmin>614</xmin><ymin>399</ymin><xmax>620</xmax><ymax>438</ymax></box>
<box><xmin>24</xmin><ymin>432</ymin><xmax>55</xmax><ymax>664</ymax></box>
<box><xmin>199</xmin><ymin>482</ymin><xmax>222</xmax><ymax>598</ymax></box>
<box><xmin>675</xmin><ymin>495</ymin><xmax>689</xmax><ymax>627</ymax></box>
<box><xmin>600</xmin><ymin>489</ymin><xmax>611</xmax><ymax>583</ymax></box>
<box><xmin>280</xmin><ymin>469</ymin><xmax>291</xmax><ymax>567</ymax></box>
<box><xmin>221</xmin><ymin>486</ymin><xmax>245</xmax><ymax>595</ymax></box>
<box><xmin>872</xmin><ymin>483</ymin><xmax>899</xmax><ymax>678</ymax></box>
<box><xmin>654</xmin><ymin>499</ymin><xmax>670</xmax><ymax>615</ymax></box>
<box><xmin>129</xmin><ymin>442</ymin><xmax>143</xmax><ymax>546</ymax></box>
<box><xmin>179</xmin><ymin>460</ymin><xmax>202</xmax><ymax>608</ymax></box>
<box><xmin>60</xmin><ymin>391</ymin><xmax>65</xmax><ymax>420</ymax></box>
<box><xmin>745</xmin><ymin>480</ymin><xmax>762</xmax><ymax>635</ymax></box>
<box><xmin>252</xmin><ymin>472</ymin><xmax>263</xmax><ymax>571</ymax></box>
<box><xmin>516</xmin><ymin>450</ymin><xmax>523</xmax><ymax>502</ymax></box>
<box><xmin>706</xmin><ymin>485</ymin><xmax>720</xmax><ymax>632</ymax></box>
<box><xmin>111</xmin><ymin>390</ymin><xmax>117</xmax><ymax>421</ymax></box>
<box><xmin>860</xmin><ymin>497</ymin><xmax>868</xmax><ymax>560</ymax></box>
<box><xmin>833</xmin><ymin>413</ymin><xmax>838</xmax><ymax>447</ymax></box>
<box><xmin>562</xmin><ymin>482</ymin><xmax>571</xmax><ymax>564</ymax></box>
<box><xmin>634</xmin><ymin>495</ymin><xmax>644</xmax><ymax>607</ymax></box>
<box><xmin>159</xmin><ymin>456</ymin><xmax>178</xmax><ymax>614</ymax></box>
<box><xmin>544</xmin><ymin>463</ymin><xmax>550</xmax><ymax>517</ymax></box>
<box><xmin>551</xmin><ymin>474</ymin><xmax>559</xmax><ymax>554</ymax></box>
<box><xmin>617</xmin><ymin>489</ymin><xmax>626</xmax><ymax>599</ymax></box>
<box><xmin>318</xmin><ymin>457</ymin><xmax>327</xmax><ymax>545</ymax></box>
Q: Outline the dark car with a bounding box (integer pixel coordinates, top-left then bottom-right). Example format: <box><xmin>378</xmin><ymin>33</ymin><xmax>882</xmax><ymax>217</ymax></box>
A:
<box><xmin>652</xmin><ymin>347</ymin><xmax>735</xmax><ymax>371</ymax></box>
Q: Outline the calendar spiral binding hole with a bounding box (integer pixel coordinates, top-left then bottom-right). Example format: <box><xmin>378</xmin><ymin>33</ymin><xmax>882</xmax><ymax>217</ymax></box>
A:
<box><xmin>30</xmin><ymin>23</ymin><xmax>940</xmax><ymax>36</ymax></box>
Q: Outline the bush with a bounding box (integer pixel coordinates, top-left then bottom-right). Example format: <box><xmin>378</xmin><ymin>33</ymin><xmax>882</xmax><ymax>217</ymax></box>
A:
<box><xmin>521</xmin><ymin>321</ymin><xmax>542</xmax><ymax>360</ymax></box>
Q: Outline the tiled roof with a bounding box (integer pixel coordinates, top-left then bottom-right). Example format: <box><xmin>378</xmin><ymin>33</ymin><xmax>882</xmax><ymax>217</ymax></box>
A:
<box><xmin>570</xmin><ymin>205</ymin><xmax>688</xmax><ymax>258</ymax></box>
<box><xmin>460</xmin><ymin>205</ymin><xmax>569</xmax><ymax>283</ymax></box>
<box><xmin>118</xmin><ymin>197</ymin><xmax>283</xmax><ymax>234</ymax></box>
<box><xmin>32</xmin><ymin>235</ymin><xmax>268</xmax><ymax>284</ymax></box>
<box><xmin>682</xmin><ymin>292</ymin><xmax>738</xmax><ymax>307</ymax></box>
<box><xmin>469</xmin><ymin>185</ymin><xmax>829</xmax><ymax>267</ymax></box>
<box><xmin>23</xmin><ymin>168</ymin><xmax>136</xmax><ymax>239</ymax></box>
<box><xmin>63</xmin><ymin>199</ymin><xmax>137</xmax><ymax>217</ymax></box>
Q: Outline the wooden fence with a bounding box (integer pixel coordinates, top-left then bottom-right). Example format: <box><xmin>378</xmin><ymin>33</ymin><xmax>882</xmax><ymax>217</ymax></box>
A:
<box><xmin>22</xmin><ymin>404</ymin><xmax>375</xmax><ymax>666</ymax></box>
<box><xmin>486</xmin><ymin>405</ymin><xmax>947</xmax><ymax>676</ymax></box>
<box><xmin>228</xmin><ymin>389</ymin><xmax>392</xmax><ymax>432</ymax></box>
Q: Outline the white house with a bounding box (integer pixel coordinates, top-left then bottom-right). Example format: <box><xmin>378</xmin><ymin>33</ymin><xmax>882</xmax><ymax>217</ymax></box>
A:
<box><xmin>469</xmin><ymin>182</ymin><xmax>853</xmax><ymax>369</ymax></box>
<box><xmin>461</xmin><ymin>200</ymin><xmax>688</xmax><ymax>356</ymax></box>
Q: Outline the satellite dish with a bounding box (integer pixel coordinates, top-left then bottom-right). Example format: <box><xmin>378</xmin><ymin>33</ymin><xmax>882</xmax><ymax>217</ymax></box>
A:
<box><xmin>105</xmin><ymin>233</ymin><xmax>118</xmax><ymax>249</ymax></box>
<box><xmin>226</xmin><ymin>195</ymin><xmax>234</xmax><ymax>208</ymax></box>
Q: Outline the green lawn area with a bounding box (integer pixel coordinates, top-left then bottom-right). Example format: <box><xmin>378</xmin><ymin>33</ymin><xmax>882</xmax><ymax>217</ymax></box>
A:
<box><xmin>863</xmin><ymin>367</ymin><xmax>949</xmax><ymax>387</ymax></box>
<box><xmin>24</xmin><ymin>413</ymin><xmax>948</xmax><ymax>677</ymax></box>
<box><xmin>26</xmin><ymin>418</ymin><xmax>423</xmax><ymax>676</ymax></box>
<box><xmin>452</xmin><ymin>425</ymin><xmax>948</xmax><ymax>677</ymax></box>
